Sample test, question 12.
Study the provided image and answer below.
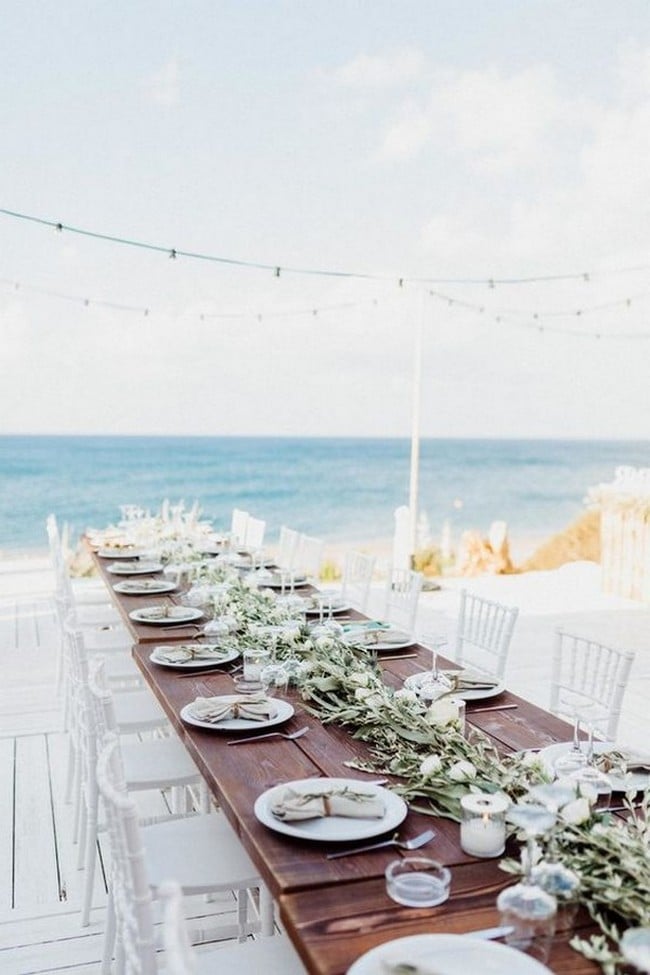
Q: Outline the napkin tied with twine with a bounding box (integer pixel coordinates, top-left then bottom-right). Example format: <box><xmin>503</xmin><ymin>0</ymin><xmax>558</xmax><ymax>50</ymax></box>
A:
<box><xmin>158</xmin><ymin>645</ymin><xmax>230</xmax><ymax>664</ymax></box>
<box><xmin>271</xmin><ymin>784</ymin><xmax>385</xmax><ymax>821</ymax></box>
<box><xmin>190</xmin><ymin>693</ymin><xmax>276</xmax><ymax>723</ymax></box>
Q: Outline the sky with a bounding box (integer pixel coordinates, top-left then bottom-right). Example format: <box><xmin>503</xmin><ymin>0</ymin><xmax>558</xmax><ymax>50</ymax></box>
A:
<box><xmin>1</xmin><ymin>0</ymin><xmax>649</xmax><ymax>439</ymax></box>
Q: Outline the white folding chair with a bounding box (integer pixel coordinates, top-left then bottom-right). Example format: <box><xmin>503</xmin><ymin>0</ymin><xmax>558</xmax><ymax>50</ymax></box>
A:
<box><xmin>550</xmin><ymin>629</ymin><xmax>636</xmax><ymax>740</ymax></box>
<box><xmin>451</xmin><ymin>589</ymin><xmax>519</xmax><ymax>679</ymax></box>
<box><xmin>244</xmin><ymin>515</ymin><xmax>266</xmax><ymax>552</ymax></box>
<box><xmin>383</xmin><ymin>568</ymin><xmax>423</xmax><ymax>632</ymax></box>
<box><xmin>96</xmin><ymin>736</ymin><xmax>275</xmax><ymax>975</ymax></box>
<box><xmin>230</xmin><ymin>508</ymin><xmax>250</xmax><ymax>548</ymax></box>
<box><xmin>160</xmin><ymin>879</ymin><xmax>306</xmax><ymax>975</ymax></box>
<box><xmin>341</xmin><ymin>551</ymin><xmax>376</xmax><ymax>613</ymax></box>
<box><xmin>276</xmin><ymin>526</ymin><xmax>300</xmax><ymax>570</ymax></box>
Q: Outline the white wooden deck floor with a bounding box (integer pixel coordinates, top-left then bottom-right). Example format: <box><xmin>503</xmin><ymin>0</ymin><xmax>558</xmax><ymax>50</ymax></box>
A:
<box><xmin>0</xmin><ymin>559</ymin><xmax>249</xmax><ymax>973</ymax></box>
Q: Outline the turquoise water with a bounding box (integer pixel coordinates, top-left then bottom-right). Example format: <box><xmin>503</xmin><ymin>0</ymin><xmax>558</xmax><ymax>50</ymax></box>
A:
<box><xmin>0</xmin><ymin>435</ymin><xmax>648</xmax><ymax>551</ymax></box>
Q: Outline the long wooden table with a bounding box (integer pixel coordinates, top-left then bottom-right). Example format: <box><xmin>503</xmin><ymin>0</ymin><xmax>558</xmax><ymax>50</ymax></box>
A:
<box><xmin>93</xmin><ymin>551</ymin><xmax>602</xmax><ymax>974</ymax></box>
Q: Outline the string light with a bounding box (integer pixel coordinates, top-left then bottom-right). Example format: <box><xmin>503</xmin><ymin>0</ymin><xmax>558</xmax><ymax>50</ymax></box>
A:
<box><xmin>3</xmin><ymin>205</ymin><xmax>650</xmax><ymax>287</ymax></box>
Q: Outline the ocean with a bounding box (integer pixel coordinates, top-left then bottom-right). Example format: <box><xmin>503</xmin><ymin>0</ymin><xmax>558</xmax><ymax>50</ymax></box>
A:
<box><xmin>1</xmin><ymin>435</ymin><xmax>648</xmax><ymax>554</ymax></box>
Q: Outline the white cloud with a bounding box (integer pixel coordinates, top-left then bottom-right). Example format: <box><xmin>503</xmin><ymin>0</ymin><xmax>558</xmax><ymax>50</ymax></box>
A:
<box><xmin>143</xmin><ymin>58</ymin><xmax>180</xmax><ymax>107</ymax></box>
<box><xmin>333</xmin><ymin>49</ymin><xmax>426</xmax><ymax>89</ymax></box>
<box><xmin>377</xmin><ymin>100</ymin><xmax>430</xmax><ymax>160</ymax></box>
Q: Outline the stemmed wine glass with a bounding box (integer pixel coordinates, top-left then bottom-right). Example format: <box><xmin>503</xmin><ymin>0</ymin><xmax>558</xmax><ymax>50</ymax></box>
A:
<box><xmin>497</xmin><ymin>802</ymin><xmax>558</xmax><ymax>956</ymax></box>
<box><xmin>566</xmin><ymin>718</ymin><xmax>612</xmax><ymax>805</ymax></box>
<box><xmin>410</xmin><ymin>634</ymin><xmax>451</xmax><ymax>700</ymax></box>
<box><xmin>526</xmin><ymin>783</ymin><xmax>581</xmax><ymax>904</ymax></box>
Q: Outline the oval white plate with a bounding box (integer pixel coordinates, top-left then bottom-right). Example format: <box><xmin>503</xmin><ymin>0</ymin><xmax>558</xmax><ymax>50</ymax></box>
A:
<box><xmin>263</xmin><ymin>573</ymin><xmax>308</xmax><ymax>589</ymax></box>
<box><xmin>107</xmin><ymin>561</ymin><xmax>164</xmax><ymax>576</ymax></box>
<box><xmin>113</xmin><ymin>579</ymin><xmax>177</xmax><ymax>596</ymax></box>
<box><xmin>149</xmin><ymin>645</ymin><xmax>240</xmax><ymax>669</ymax></box>
<box><xmin>254</xmin><ymin>777</ymin><xmax>407</xmax><ymax>843</ymax></box>
<box><xmin>537</xmin><ymin>741</ymin><xmax>650</xmax><ymax>793</ymax></box>
<box><xmin>404</xmin><ymin>670</ymin><xmax>505</xmax><ymax>701</ymax></box>
<box><xmin>129</xmin><ymin>605</ymin><xmax>203</xmax><ymax>625</ymax></box>
<box><xmin>304</xmin><ymin>597</ymin><xmax>351</xmax><ymax>616</ymax></box>
<box><xmin>180</xmin><ymin>696</ymin><xmax>294</xmax><ymax>732</ymax></box>
<box><xmin>347</xmin><ymin>934</ymin><xmax>552</xmax><ymax>975</ymax></box>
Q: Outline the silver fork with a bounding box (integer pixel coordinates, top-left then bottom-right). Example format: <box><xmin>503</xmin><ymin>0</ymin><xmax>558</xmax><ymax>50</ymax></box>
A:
<box><xmin>326</xmin><ymin>827</ymin><xmax>435</xmax><ymax>859</ymax></box>
<box><xmin>227</xmin><ymin>727</ymin><xmax>309</xmax><ymax>746</ymax></box>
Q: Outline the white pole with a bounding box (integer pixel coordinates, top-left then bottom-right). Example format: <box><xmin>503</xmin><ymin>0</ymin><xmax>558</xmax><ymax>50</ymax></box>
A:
<box><xmin>408</xmin><ymin>292</ymin><xmax>424</xmax><ymax>561</ymax></box>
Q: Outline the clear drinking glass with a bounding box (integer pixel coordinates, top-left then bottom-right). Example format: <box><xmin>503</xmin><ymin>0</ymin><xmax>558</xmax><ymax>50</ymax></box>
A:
<box><xmin>385</xmin><ymin>857</ymin><xmax>451</xmax><ymax>907</ymax></box>
<box><xmin>621</xmin><ymin>928</ymin><xmax>650</xmax><ymax>973</ymax></box>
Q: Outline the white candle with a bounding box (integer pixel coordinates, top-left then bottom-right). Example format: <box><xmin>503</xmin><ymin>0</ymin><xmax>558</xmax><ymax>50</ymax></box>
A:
<box><xmin>460</xmin><ymin>793</ymin><xmax>508</xmax><ymax>858</ymax></box>
<box><xmin>460</xmin><ymin>816</ymin><xmax>505</xmax><ymax>857</ymax></box>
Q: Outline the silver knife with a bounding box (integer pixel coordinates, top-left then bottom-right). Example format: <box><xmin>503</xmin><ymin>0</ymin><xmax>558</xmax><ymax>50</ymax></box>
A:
<box><xmin>465</xmin><ymin>925</ymin><xmax>513</xmax><ymax>940</ymax></box>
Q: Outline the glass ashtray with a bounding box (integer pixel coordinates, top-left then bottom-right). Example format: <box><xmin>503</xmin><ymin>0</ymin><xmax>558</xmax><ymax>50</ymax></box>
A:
<box><xmin>385</xmin><ymin>857</ymin><xmax>451</xmax><ymax>907</ymax></box>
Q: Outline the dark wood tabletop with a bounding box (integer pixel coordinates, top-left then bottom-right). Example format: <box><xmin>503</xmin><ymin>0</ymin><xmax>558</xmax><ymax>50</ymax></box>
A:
<box><xmin>92</xmin><ymin>548</ymin><xmax>602</xmax><ymax>974</ymax></box>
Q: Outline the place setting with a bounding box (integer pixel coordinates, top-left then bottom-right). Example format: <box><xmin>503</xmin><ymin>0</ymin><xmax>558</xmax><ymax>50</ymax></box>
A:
<box><xmin>106</xmin><ymin>560</ymin><xmax>165</xmax><ymax>576</ymax></box>
<box><xmin>113</xmin><ymin>578</ymin><xmax>178</xmax><ymax>596</ymax></box>
<box><xmin>128</xmin><ymin>603</ymin><xmax>204</xmax><ymax>626</ymax></box>
<box><xmin>149</xmin><ymin>643</ymin><xmax>240</xmax><ymax>669</ymax></box>
<box><xmin>342</xmin><ymin>620</ymin><xmax>417</xmax><ymax>653</ymax></box>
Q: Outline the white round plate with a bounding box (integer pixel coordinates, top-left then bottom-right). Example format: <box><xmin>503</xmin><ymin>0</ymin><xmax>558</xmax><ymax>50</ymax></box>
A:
<box><xmin>346</xmin><ymin>934</ymin><xmax>552</xmax><ymax>975</ymax></box>
<box><xmin>254</xmin><ymin>777</ymin><xmax>407</xmax><ymax>843</ymax></box>
<box><xmin>537</xmin><ymin>741</ymin><xmax>650</xmax><ymax>793</ymax></box>
<box><xmin>128</xmin><ymin>605</ymin><xmax>203</xmax><ymax>626</ymax></box>
<box><xmin>264</xmin><ymin>573</ymin><xmax>308</xmax><ymax>590</ymax></box>
<box><xmin>97</xmin><ymin>547</ymin><xmax>143</xmax><ymax>559</ymax></box>
<box><xmin>180</xmin><ymin>696</ymin><xmax>294</xmax><ymax>732</ymax></box>
<box><xmin>404</xmin><ymin>670</ymin><xmax>505</xmax><ymax>701</ymax></box>
<box><xmin>106</xmin><ymin>561</ymin><xmax>164</xmax><ymax>576</ymax></box>
<box><xmin>113</xmin><ymin>579</ymin><xmax>177</xmax><ymax>596</ymax></box>
<box><xmin>344</xmin><ymin>630</ymin><xmax>416</xmax><ymax>653</ymax></box>
<box><xmin>149</xmin><ymin>645</ymin><xmax>240</xmax><ymax>669</ymax></box>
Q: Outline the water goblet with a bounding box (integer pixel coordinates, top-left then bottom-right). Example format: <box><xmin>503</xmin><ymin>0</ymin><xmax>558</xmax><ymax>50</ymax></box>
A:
<box><xmin>553</xmin><ymin>710</ymin><xmax>589</xmax><ymax>777</ymax></box>
<box><xmin>497</xmin><ymin>803</ymin><xmax>558</xmax><ymax>960</ymax></box>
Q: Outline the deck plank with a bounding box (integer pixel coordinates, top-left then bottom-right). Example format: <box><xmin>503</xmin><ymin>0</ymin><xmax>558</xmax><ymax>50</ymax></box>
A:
<box><xmin>0</xmin><ymin>738</ymin><xmax>15</xmax><ymax>915</ymax></box>
<box><xmin>13</xmin><ymin>736</ymin><xmax>61</xmax><ymax>914</ymax></box>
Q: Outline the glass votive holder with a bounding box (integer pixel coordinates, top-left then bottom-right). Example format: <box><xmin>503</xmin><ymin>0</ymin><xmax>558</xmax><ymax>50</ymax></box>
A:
<box><xmin>460</xmin><ymin>793</ymin><xmax>509</xmax><ymax>858</ymax></box>
<box><xmin>235</xmin><ymin>648</ymin><xmax>271</xmax><ymax>692</ymax></box>
<box><xmin>385</xmin><ymin>857</ymin><xmax>451</xmax><ymax>907</ymax></box>
<box><xmin>260</xmin><ymin>662</ymin><xmax>289</xmax><ymax>695</ymax></box>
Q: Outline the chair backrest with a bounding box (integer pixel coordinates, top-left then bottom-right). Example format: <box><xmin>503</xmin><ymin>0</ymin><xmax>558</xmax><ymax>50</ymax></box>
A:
<box><xmin>341</xmin><ymin>551</ymin><xmax>376</xmax><ymax>612</ymax></box>
<box><xmin>294</xmin><ymin>534</ymin><xmax>324</xmax><ymax>580</ymax></box>
<box><xmin>452</xmin><ymin>589</ymin><xmax>518</xmax><ymax>679</ymax></box>
<box><xmin>97</xmin><ymin>735</ymin><xmax>157</xmax><ymax>975</ymax></box>
<box><xmin>230</xmin><ymin>509</ymin><xmax>249</xmax><ymax>548</ymax></box>
<box><xmin>276</xmin><ymin>526</ymin><xmax>300</xmax><ymax>570</ymax></box>
<box><xmin>383</xmin><ymin>568</ymin><xmax>423</xmax><ymax>632</ymax></box>
<box><xmin>550</xmin><ymin>629</ymin><xmax>635</xmax><ymax>740</ymax></box>
<box><xmin>244</xmin><ymin>516</ymin><xmax>266</xmax><ymax>552</ymax></box>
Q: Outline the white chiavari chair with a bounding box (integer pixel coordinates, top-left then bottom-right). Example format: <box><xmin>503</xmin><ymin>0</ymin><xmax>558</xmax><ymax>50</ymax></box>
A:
<box><xmin>97</xmin><ymin>736</ymin><xmax>275</xmax><ymax>975</ymax></box>
<box><xmin>550</xmin><ymin>629</ymin><xmax>635</xmax><ymax>740</ymax></box>
<box><xmin>450</xmin><ymin>589</ymin><xmax>519</xmax><ymax>680</ymax></box>
<box><xmin>383</xmin><ymin>567</ymin><xmax>423</xmax><ymax>632</ymax></box>
<box><xmin>276</xmin><ymin>526</ymin><xmax>300</xmax><ymax>570</ymax></box>
<box><xmin>230</xmin><ymin>509</ymin><xmax>250</xmax><ymax>548</ymax></box>
<box><xmin>77</xmin><ymin>656</ymin><xmax>208</xmax><ymax>927</ymax></box>
<box><xmin>244</xmin><ymin>515</ymin><xmax>266</xmax><ymax>552</ymax></box>
<box><xmin>294</xmin><ymin>533</ymin><xmax>324</xmax><ymax>583</ymax></box>
<box><xmin>160</xmin><ymin>879</ymin><xmax>306</xmax><ymax>975</ymax></box>
<box><xmin>340</xmin><ymin>551</ymin><xmax>376</xmax><ymax>613</ymax></box>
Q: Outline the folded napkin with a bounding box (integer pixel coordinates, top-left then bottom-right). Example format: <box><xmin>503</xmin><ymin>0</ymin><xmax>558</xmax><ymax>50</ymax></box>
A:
<box><xmin>139</xmin><ymin>605</ymin><xmax>188</xmax><ymax>620</ymax></box>
<box><xmin>342</xmin><ymin>620</ymin><xmax>390</xmax><ymax>632</ymax></box>
<box><xmin>120</xmin><ymin>579</ymin><xmax>164</xmax><ymax>592</ymax></box>
<box><xmin>158</xmin><ymin>644</ymin><xmax>230</xmax><ymax>663</ymax></box>
<box><xmin>596</xmin><ymin>749</ymin><xmax>650</xmax><ymax>773</ymax></box>
<box><xmin>346</xmin><ymin>626</ymin><xmax>409</xmax><ymax>646</ymax></box>
<box><xmin>190</xmin><ymin>693</ymin><xmax>277</xmax><ymax>723</ymax></box>
<box><xmin>270</xmin><ymin>784</ymin><xmax>385</xmax><ymax>821</ymax></box>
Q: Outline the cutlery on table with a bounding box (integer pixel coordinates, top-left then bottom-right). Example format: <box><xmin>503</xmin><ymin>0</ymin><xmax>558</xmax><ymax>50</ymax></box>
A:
<box><xmin>379</xmin><ymin>653</ymin><xmax>419</xmax><ymax>661</ymax></box>
<box><xmin>176</xmin><ymin>663</ymin><xmax>242</xmax><ymax>679</ymax></box>
<box><xmin>227</xmin><ymin>727</ymin><xmax>309</xmax><ymax>746</ymax></box>
<box><xmin>326</xmin><ymin>827</ymin><xmax>435</xmax><ymax>860</ymax></box>
<box><xmin>467</xmin><ymin>704</ymin><xmax>518</xmax><ymax>714</ymax></box>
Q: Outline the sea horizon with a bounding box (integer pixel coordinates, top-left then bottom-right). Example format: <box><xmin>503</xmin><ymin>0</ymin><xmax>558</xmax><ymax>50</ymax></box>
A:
<box><xmin>1</xmin><ymin>434</ymin><xmax>649</xmax><ymax>555</ymax></box>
